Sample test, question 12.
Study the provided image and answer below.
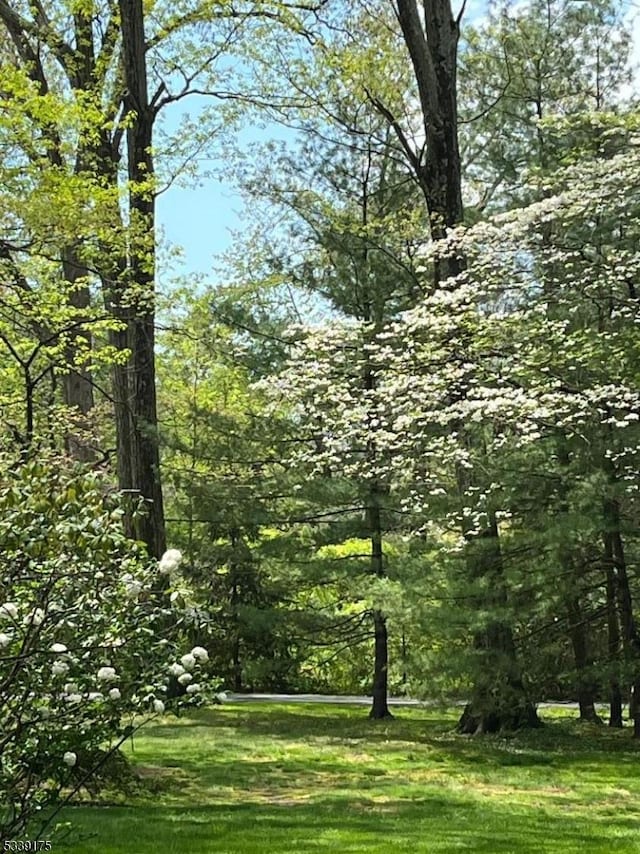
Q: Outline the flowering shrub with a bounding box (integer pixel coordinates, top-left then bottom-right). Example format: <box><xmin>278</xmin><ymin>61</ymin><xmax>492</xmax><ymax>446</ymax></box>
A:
<box><xmin>0</xmin><ymin>453</ymin><xmax>211</xmax><ymax>841</ymax></box>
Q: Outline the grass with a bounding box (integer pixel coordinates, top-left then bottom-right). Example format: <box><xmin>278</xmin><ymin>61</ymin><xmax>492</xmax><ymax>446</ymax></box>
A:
<box><xmin>52</xmin><ymin>702</ymin><xmax>640</xmax><ymax>853</ymax></box>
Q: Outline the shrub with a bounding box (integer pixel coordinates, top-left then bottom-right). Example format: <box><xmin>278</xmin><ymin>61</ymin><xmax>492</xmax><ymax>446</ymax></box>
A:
<box><xmin>0</xmin><ymin>452</ymin><xmax>210</xmax><ymax>841</ymax></box>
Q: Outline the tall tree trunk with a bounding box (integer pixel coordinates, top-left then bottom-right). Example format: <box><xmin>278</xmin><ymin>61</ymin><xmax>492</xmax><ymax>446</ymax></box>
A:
<box><xmin>457</xmin><ymin>512</ymin><xmax>539</xmax><ymax>734</ymax></box>
<box><xmin>359</xmin><ymin>146</ymin><xmax>393</xmax><ymax>720</ymax></box>
<box><xmin>394</xmin><ymin>0</ymin><xmax>463</xmax><ymax>280</ymax></box>
<box><xmin>566</xmin><ymin>595</ymin><xmax>601</xmax><ymax>723</ymax></box>
<box><xmin>604</xmin><ymin>532</ymin><xmax>623</xmax><ymax>727</ymax></box>
<box><xmin>368</xmin><ymin>483</ymin><xmax>393</xmax><ymax>719</ymax></box>
<box><xmin>604</xmin><ymin>496</ymin><xmax>640</xmax><ymax>737</ymax></box>
<box><xmin>391</xmin><ymin>0</ymin><xmax>536</xmax><ymax>731</ymax></box>
<box><xmin>553</xmin><ymin>442</ymin><xmax>601</xmax><ymax>724</ymax></box>
<box><xmin>61</xmin><ymin>248</ymin><xmax>95</xmax><ymax>461</ymax></box>
<box><xmin>370</xmin><ymin>610</ymin><xmax>392</xmax><ymax>719</ymax></box>
<box><xmin>230</xmin><ymin>529</ymin><xmax>243</xmax><ymax>692</ymax></box>
<box><xmin>119</xmin><ymin>0</ymin><xmax>166</xmax><ymax>558</ymax></box>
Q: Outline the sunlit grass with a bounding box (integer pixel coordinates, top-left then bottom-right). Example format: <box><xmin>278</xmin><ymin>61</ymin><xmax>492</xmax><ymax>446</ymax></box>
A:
<box><xmin>54</xmin><ymin>703</ymin><xmax>640</xmax><ymax>853</ymax></box>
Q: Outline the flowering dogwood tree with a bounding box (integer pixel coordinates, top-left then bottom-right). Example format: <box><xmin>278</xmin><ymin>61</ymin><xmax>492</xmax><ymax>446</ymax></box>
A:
<box><xmin>268</xmin><ymin>116</ymin><xmax>640</xmax><ymax>732</ymax></box>
<box><xmin>0</xmin><ymin>453</ymin><xmax>211</xmax><ymax>840</ymax></box>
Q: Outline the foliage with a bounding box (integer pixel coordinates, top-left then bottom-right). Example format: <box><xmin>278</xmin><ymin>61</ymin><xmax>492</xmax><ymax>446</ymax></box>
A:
<box><xmin>263</xmin><ymin>113</ymin><xmax>640</xmax><ymax>708</ymax></box>
<box><xmin>0</xmin><ymin>452</ymin><xmax>211</xmax><ymax>841</ymax></box>
<box><xmin>459</xmin><ymin>0</ymin><xmax>633</xmax><ymax>213</ymax></box>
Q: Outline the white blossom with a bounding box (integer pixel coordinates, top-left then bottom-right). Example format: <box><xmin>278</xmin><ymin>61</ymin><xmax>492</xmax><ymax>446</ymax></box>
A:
<box><xmin>169</xmin><ymin>662</ymin><xmax>185</xmax><ymax>677</ymax></box>
<box><xmin>0</xmin><ymin>632</ymin><xmax>10</xmax><ymax>648</ymax></box>
<box><xmin>180</xmin><ymin>653</ymin><xmax>196</xmax><ymax>670</ymax></box>
<box><xmin>23</xmin><ymin>608</ymin><xmax>45</xmax><ymax>627</ymax></box>
<box><xmin>52</xmin><ymin>660</ymin><xmax>69</xmax><ymax>677</ymax></box>
<box><xmin>152</xmin><ymin>699</ymin><xmax>165</xmax><ymax>714</ymax></box>
<box><xmin>178</xmin><ymin>672</ymin><xmax>193</xmax><ymax>685</ymax></box>
<box><xmin>0</xmin><ymin>602</ymin><xmax>18</xmax><ymax>620</ymax></box>
<box><xmin>108</xmin><ymin>688</ymin><xmax>121</xmax><ymax>700</ymax></box>
<box><xmin>185</xmin><ymin>683</ymin><xmax>200</xmax><ymax>694</ymax></box>
<box><xmin>122</xmin><ymin>573</ymin><xmax>143</xmax><ymax>599</ymax></box>
<box><xmin>191</xmin><ymin>646</ymin><xmax>209</xmax><ymax>662</ymax></box>
<box><xmin>158</xmin><ymin>549</ymin><xmax>182</xmax><ymax>575</ymax></box>
<box><xmin>50</xmin><ymin>643</ymin><xmax>67</xmax><ymax>654</ymax></box>
<box><xmin>63</xmin><ymin>752</ymin><xmax>77</xmax><ymax>767</ymax></box>
<box><xmin>96</xmin><ymin>666</ymin><xmax>117</xmax><ymax>682</ymax></box>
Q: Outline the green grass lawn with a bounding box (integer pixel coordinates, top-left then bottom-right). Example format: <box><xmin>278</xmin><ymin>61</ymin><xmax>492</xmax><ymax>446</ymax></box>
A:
<box><xmin>53</xmin><ymin>702</ymin><xmax>640</xmax><ymax>853</ymax></box>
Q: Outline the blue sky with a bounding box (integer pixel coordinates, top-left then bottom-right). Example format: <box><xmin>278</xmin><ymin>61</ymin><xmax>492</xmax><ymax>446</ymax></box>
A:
<box><xmin>155</xmin><ymin>111</ymin><xmax>297</xmax><ymax>286</ymax></box>
<box><xmin>154</xmin><ymin>124</ymin><xmax>243</xmax><ymax>282</ymax></box>
<box><xmin>156</xmin><ymin>169</ymin><xmax>241</xmax><ymax>280</ymax></box>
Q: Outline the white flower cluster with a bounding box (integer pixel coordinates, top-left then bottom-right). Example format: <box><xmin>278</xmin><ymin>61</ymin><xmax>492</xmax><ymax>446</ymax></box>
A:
<box><xmin>166</xmin><ymin>646</ymin><xmax>209</xmax><ymax>697</ymax></box>
<box><xmin>159</xmin><ymin>549</ymin><xmax>182</xmax><ymax>575</ymax></box>
<box><xmin>0</xmin><ymin>602</ymin><xmax>19</xmax><ymax>620</ymax></box>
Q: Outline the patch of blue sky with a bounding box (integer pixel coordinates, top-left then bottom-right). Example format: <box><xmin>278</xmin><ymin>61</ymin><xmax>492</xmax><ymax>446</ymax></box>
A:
<box><xmin>155</xmin><ymin>0</ymin><xmax>493</xmax><ymax>285</ymax></box>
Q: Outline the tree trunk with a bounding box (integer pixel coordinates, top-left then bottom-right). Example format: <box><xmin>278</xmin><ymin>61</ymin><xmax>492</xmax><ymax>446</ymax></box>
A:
<box><xmin>605</xmin><ymin>499</ymin><xmax>640</xmax><ymax>736</ymax></box>
<box><xmin>457</xmin><ymin>513</ymin><xmax>539</xmax><ymax>734</ymax></box>
<box><xmin>368</xmin><ymin>488</ymin><xmax>393</xmax><ymax>719</ymax></box>
<box><xmin>553</xmin><ymin>442</ymin><xmax>601</xmax><ymax>724</ymax></box>
<box><xmin>360</xmin><ymin>153</ymin><xmax>393</xmax><ymax>720</ymax></box>
<box><xmin>392</xmin><ymin>0</ymin><xmax>536</xmax><ymax>732</ymax></box>
<box><xmin>118</xmin><ymin>0</ymin><xmax>166</xmax><ymax>558</ymax></box>
<box><xmin>604</xmin><ymin>531</ymin><xmax>623</xmax><ymax>727</ymax></box>
<box><xmin>61</xmin><ymin>248</ymin><xmax>95</xmax><ymax>461</ymax></box>
<box><xmin>566</xmin><ymin>595</ymin><xmax>601</xmax><ymax>724</ymax></box>
<box><xmin>370</xmin><ymin>609</ymin><xmax>393</xmax><ymax>719</ymax></box>
<box><xmin>230</xmin><ymin>530</ymin><xmax>243</xmax><ymax>692</ymax></box>
<box><xmin>395</xmin><ymin>0</ymin><xmax>464</xmax><ymax>280</ymax></box>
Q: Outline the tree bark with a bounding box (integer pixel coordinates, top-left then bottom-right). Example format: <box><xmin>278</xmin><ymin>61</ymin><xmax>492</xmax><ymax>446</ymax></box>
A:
<box><xmin>368</xmin><ymin>483</ymin><xmax>393</xmax><ymax>719</ymax></box>
<box><xmin>566</xmin><ymin>595</ymin><xmax>601</xmax><ymax>724</ymax></box>
<box><xmin>604</xmin><ymin>531</ymin><xmax>623</xmax><ymax>727</ymax></box>
<box><xmin>370</xmin><ymin>609</ymin><xmax>393</xmax><ymax>719</ymax></box>
<box><xmin>394</xmin><ymin>0</ymin><xmax>464</xmax><ymax>279</ymax></box>
<box><xmin>230</xmin><ymin>529</ymin><xmax>243</xmax><ymax>692</ymax></box>
<box><xmin>118</xmin><ymin>0</ymin><xmax>166</xmax><ymax>557</ymax></box>
<box><xmin>604</xmin><ymin>496</ymin><xmax>640</xmax><ymax>736</ymax></box>
<box><xmin>61</xmin><ymin>248</ymin><xmax>95</xmax><ymax>461</ymax></box>
<box><xmin>457</xmin><ymin>512</ymin><xmax>539</xmax><ymax>734</ymax></box>
<box><xmin>553</xmin><ymin>442</ymin><xmax>601</xmax><ymax>724</ymax></box>
<box><xmin>389</xmin><ymin>0</ymin><xmax>536</xmax><ymax>731</ymax></box>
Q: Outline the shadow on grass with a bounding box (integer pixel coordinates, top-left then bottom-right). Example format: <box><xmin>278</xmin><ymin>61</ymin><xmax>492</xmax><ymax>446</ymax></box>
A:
<box><xmin>51</xmin><ymin>704</ymin><xmax>640</xmax><ymax>854</ymax></box>
<box><xmin>156</xmin><ymin>704</ymin><xmax>640</xmax><ymax>771</ymax></box>
<box><xmin>59</xmin><ymin>794</ymin><xmax>633</xmax><ymax>854</ymax></box>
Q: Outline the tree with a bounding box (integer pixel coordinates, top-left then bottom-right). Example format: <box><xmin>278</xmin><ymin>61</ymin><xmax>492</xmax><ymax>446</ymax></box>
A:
<box><xmin>0</xmin><ymin>0</ymin><xmax>324</xmax><ymax>555</ymax></box>
<box><xmin>0</xmin><ymin>61</ymin><xmax>125</xmax><ymax>453</ymax></box>
<box><xmin>386</xmin><ymin>0</ymin><xmax>539</xmax><ymax>731</ymax></box>
<box><xmin>158</xmin><ymin>291</ymin><xmax>301</xmax><ymax>690</ymax></box>
<box><xmin>373</xmin><ymin>124</ymin><xmax>640</xmax><ymax>733</ymax></box>
<box><xmin>458</xmin><ymin>0</ymin><xmax>632</xmax><ymax>213</ymax></box>
<box><xmin>455</xmin><ymin>0</ymin><xmax>634</xmax><ymax>726</ymax></box>
<box><xmin>226</xmin><ymin>58</ymin><xmax>432</xmax><ymax>712</ymax></box>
